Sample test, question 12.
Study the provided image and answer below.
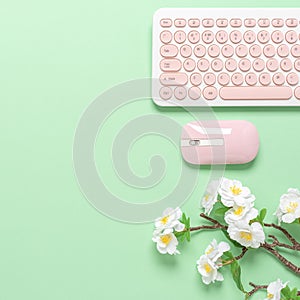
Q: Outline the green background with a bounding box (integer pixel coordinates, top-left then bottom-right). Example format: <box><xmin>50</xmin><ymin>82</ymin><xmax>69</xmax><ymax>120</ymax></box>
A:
<box><xmin>1</xmin><ymin>0</ymin><xmax>300</xmax><ymax>299</ymax></box>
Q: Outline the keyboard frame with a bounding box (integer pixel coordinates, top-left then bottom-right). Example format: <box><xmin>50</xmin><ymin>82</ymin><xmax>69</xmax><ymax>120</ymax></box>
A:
<box><xmin>152</xmin><ymin>8</ymin><xmax>300</xmax><ymax>106</ymax></box>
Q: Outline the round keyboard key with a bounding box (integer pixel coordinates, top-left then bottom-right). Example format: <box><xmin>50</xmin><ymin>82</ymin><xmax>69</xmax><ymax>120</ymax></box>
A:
<box><xmin>232</xmin><ymin>73</ymin><xmax>244</xmax><ymax>86</ymax></box>
<box><xmin>160</xmin><ymin>44</ymin><xmax>178</xmax><ymax>57</ymax></box>
<box><xmin>194</xmin><ymin>44</ymin><xmax>206</xmax><ymax>57</ymax></box>
<box><xmin>257</xmin><ymin>30</ymin><xmax>270</xmax><ymax>44</ymax></box>
<box><xmin>263</xmin><ymin>44</ymin><xmax>275</xmax><ymax>57</ymax></box>
<box><xmin>174</xmin><ymin>19</ymin><xmax>186</xmax><ymax>27</ymax></box>
<box><xmin>239</xmin><ymin>58</ymin><xmax>251</xmax><ymax>72</ymax></box>
<box><xmin>244</xmin><ymin>30</ymin><xmax>256</xmax><ymax>43</ymax></box>
<box><xmin>266</xmin><ymin>58</ymin><xmax>279</xmax><ymax>72</ymax></box>
<box><xmin>259</xmin><ymin>73</ymin><xmax>271</xmax><ymax>86</ymax></box>
<box><xmin>204</xmin><ymin>73</ymin><xmax>216</xmax><ymax>85</ymax></box>
<box><xmin>277</xmin><ymin>44</ymin><xmax>289</xmax><ymax>57</ymax></box>
<box><xmin>202</xmin><ymin>30</ymin><xmax>214</xmax><ymax>44</ymax></box>
<box><xmin>218</xmin><ymin>73</ymin><xmax>230</xmax><ymax>86</ymax></box>
<box><xmin>189</xmin><ymin>86</ymin><xmax>201</xmax><ymax>100</ymax></box>
<box><xmin>222</xmin><ymin>44</ymin><xmax>234</xmax><ymax>57</ymax></box>
<box><xmin>160</xmin><ymin>30</ymin><xmax>172</xmax><ymax>43</ymax></box>
<box><xmin>160</xmin><ymin>59</ymin><xmax>182</xmax><ymax>72</ymax></box>
<box><xmin>286</xmin><ymin>18</ymin><xmax>298</xmax><ymax>27</ymax></box>
<box><xmin>245</xmin><ymin>72</ymin><xmax>257</xmax><ymax>86</ymax></box>
<box><xmin>225</xmin><ymin>58</ymin><xmax>237</xmax><ymax>72</ymax></box>
<box><xmin>230</xmin><ymin>18</ymin><xmax>242</xmax><ymax>27</ymax></box>
<box><xmin>258</xmin><ymin>18</ymin><xmax>270</xmax><ymax>27</ymax></box>
<box><xmin>271</xmin><ymin>30</ymin><xmax>284</xmax><ymax>43</ymax></box>
<box><xmin>188</xmin><ymin>18</ymin><xmax>200</xmax><ymax>27</ymax></box>
<box><xmin>295</xmin><ymin>87</ymin><xmax>300</xmax><ymax>99</ymax></box>
<box><xmin>272</xmin><ymin>18</ymin><xmax>284</xmax><ymax>27</ymax></box>
<box><xmin>180</xmin><ymin>44</ymin><xmax>192</xmax><ymax>57</ymax></box>
<box><xmin>286</xmin><ymin>72</ymin><xmax>299</xmax><ymax>86</ymax></box>
<box><xmin>273</xmin><ymin>72</ymin><xmax>285</xmax><ymax>85</ymax></box>
<box><xmin>235</xmin><ymin>44</ymin><xmax>248</xmax><ymax>57</ymax></box>
<box><xmin>295</xmin><ymin>59</ymin><xmax>300</xmax><ymax>71</ymax></box>
<box><xmin>285</xmin><ymin>30</ymin><xmax>298</xmax><ymax>44</ymax></box>
<box><xmin>203</xmin><ymin>86</ymin><xmax>217</xmax><ymax>100</ymax></box>
<box><xmin>216</xmin><ymin>18</ymin><xmax>228</xmax><ymax>27</ymax></box>
<box><xmin>160</xmin><ymin>86</ymin><xmax>172</xmax><ymax>100</ymax></box>
<box><xmin>208</xmin><ymin>44</ymin><xmax>220</xmax><ymax>57</ymax></box>
<box><xmin>160</xmin><ymin>19</ymin><xmax>172</xmax><ymax>28</ymax></box>
<box><xmin>211</xmin><ymin>58</ymin><xmax>223</xmax><ymax>72</ymax></box>
<box><xmin>249</xmin><ymin>44</ymin><xmax>262</xmax><ymax>57</ymax></box>
<box><xmin>253</xmin><ymin>58</ymin><xmax>265</xmax><ymax>72</ymax></box>
<box><xmin>216</xmin><ymin>30</ymin><xmax>228</xmax><ymax>44</ymax></box>
<box><xmin>281</xmin><ymin>58</ymin><xmax>292</xmax><ymax>72</ymax></box>
<box><xmin>190</xmin><ymin>73</ymin><xmax>202</xmax><ymax>85</ymax></box>
<box><xmin>245</xmin><ymin>18</ymin><xmax>256</xmax><ymax>27</ymax></box>
<box><xmin>202</xmin><ymin>18</ymin><xmax>214</xmax><ymax>27</ymax></box>
<box><xmin>174</xmin><ymin>86</ymin><xmax>187</xmax><ymax>100</ymax></box>
<box><xmin>188</xmin><ymin>30</ymin><xmax>200</xmax><ymax>44</ymax></box>
<box><xmin>291</xmin><ymin>44</ymin><xmax>300</xmax><ymax>57</ymax></box>
<box><xmin>183</xmin><ymin>58</ymin><xmax>196</xmax><ymax>72</ymax></box>
<box><xmin>230</xmin><ymin>30</ymin><xmax>242</xmax><ymax>44</ymax></box>
<box><xmin>174</xmin><ymin>30</ymin><xmax>186</xmax><ymax>44</ymax></box>
<box><xmin>198</xmin><ymin>58</ymin><xmax>210</xmax><ymax>72</ymax></box>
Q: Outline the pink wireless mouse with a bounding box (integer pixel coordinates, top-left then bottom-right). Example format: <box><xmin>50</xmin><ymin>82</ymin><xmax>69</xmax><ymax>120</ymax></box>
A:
<box><xmin>181</xmin><ymin>120</ymin><xmax>259</xmax><ymax>165</ymax></box>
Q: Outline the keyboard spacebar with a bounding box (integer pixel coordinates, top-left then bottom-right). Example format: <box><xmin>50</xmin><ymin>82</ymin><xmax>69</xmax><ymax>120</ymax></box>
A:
<box><xmin>220</xmin><ymin>87</ymin><xmax>292</xmax><ymax>100</ymax></box>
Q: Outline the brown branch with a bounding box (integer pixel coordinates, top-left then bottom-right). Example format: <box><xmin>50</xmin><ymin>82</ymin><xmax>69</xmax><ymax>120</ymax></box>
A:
<box><xmin>268</xmin><ymin>235</ymin><xmax>298</xmax><ymax>250</ymax></box>
<box><xmin>248</xmin><ymin>282</ymin><xmax>268</xmax><ymax>297</ymax></box>
<box><xmin>189</xmin><ymin>225</ymin><xmax>222</xmax><ymax>232</ymax></box>
<box><xmin>199</xmin><ymin>213</ymin><xmax>228</xmax><ymax>229</ymax></box>
<box><xmin>222</xmin><ymin>247</ymin><xmax>248</xmax><ymax>266</ymax></box>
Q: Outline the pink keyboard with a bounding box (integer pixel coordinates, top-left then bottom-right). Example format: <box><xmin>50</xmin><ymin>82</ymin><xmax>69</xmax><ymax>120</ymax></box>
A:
<box><xmin>152</xmin><ymin>8</ymin><xmax>300</xmax><ymax>106</ymax></box>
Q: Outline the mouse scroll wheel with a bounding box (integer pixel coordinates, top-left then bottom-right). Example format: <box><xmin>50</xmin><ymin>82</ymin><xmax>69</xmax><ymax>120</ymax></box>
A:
<box><xmin>189</xmin><ymin>139</ymin><xmax>200</xmax><ymax>146</ymax></box>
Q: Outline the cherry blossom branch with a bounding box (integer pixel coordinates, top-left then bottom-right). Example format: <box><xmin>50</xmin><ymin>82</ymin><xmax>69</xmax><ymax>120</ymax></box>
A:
<box><xmin>247</xmin><ymin>282</ymin><xmax>268</xmax><ymax>297</ymax></box>
<box><xmin>268</xmin><ymin>234</ymin><xmax>298</xmax><ymax>250</ymax></box>
<box><xmin>189</xmin><ymin>213</ymin><xmax>227</xmax><ymax>232</ymax></box>
<box><xmin>222</xmin><ymin>247</ymin><xmax>248</xmax><ymax>266</ymax></box>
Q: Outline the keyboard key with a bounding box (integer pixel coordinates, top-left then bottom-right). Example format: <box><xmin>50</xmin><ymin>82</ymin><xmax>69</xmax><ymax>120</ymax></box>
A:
<box><xmin>258</xmin><ymin>18</ymin><xmax>270</xmax><ymax>27</ymax></box>
<box><xmin>203</xmin><ymin>86</ymin><xmax>217</xmax><ymax>100</ymax></box>
<box><xmin>257</xmin><ymin>30</ymin><xmax>270</xmax><ymax>44</ymax></box>
<box><xmin>160</xmin><ymin>44</ymin><xmax>178</xmax><ymax>57</ymax></box>
<box><xmin>216</xmin><ymin>30</ymin><xmax>228</xmax><ymax>44</ymax></box>
<box><xmin>273</xmin><ymin>72</ymin><xmax>285</xmax><ymax>85</ymax></box>
<box><xmin>225</xmin><ymin>58</ymin><xmax>237</xmax><ymax>71</ymax></box>
<box><xmin>294</xmin><ymin>87</ymin><xmax>300</xmax><ymax>99</ymax></box>
<box><xmin>180</xmin><ymin>44</ymin><xmax>192</xmax><ymax>57</ymax></box>
<box><xmin>259</xmin><ymin>73</ymin><xmax>271</xmax><ymax>86</ymax></box>
<box><xmin>263</xmin><ymin>44</ymin><xmax>275</xmax><ymax>57</ymax></box>
<box><xmin>190</xmin><ymin>73</ymin><xmax>202</xmax><ymax>85</ymax></box>
<box><xmin>222</xmin><ymin>44</ymin><xmax>234</xmax><ymax>57</ymax></box>
<box><xmin>294</xmin><ymin>59</ymin><xmax>300</xmax><ymax>71</ymax></box>
<box><xmin>250</xmin><ymin>44</ymin><xmax>262</xmax><ymax>57</ymax></box>
<box><xmin>160</xmin><ymin>30</ymin><xmax>172</xmax><ymax>43</ymax></box>
<box><xmin>174</xmin><ymin>31</ymin><xmax>186</xmax><ymax>43</ymax></box>
<box><xmin>281</xmin><ymin>58</ymin><xmax>292</xmax><ymax>71</ymax></box>
<box><xmin>245</xmin><ymin>18</ymin><xmax>256</xmax><ymax>27</ymax></box>
<box><xmin>285</xmin><ymin>30</ymin><xmax>297</xmax><ymax>44</ymax></box>
<box><xmin>204</xmin><ymin>73</ymin><xmax>216</xmax><ymax>85</ymax></box>
<box><xmin>208</xmin><ymin>44</ymin><xmax>220</xmax><ymax>57</ymax></box>
<box><xmin>160</xmin><ymin>19</ymin><xmax>172</xmax><ymax>27</ymax></box>
<box><xmin>230</xmin><ymin>18</ymin><xmax>242</xmax><ymax>27</ymax></box>
<box><xmin>174</xmin><ymin>86</ymin><xmax>187</xmax><ymax>100</ymax></box>
<box><xmin>236</xmin><ymin>44</ymin><xmax>248</xmax><ymax>57</ymax></box>
<box><xmin>277</xmin><ymin>44</ymin><xmax>289</xmax><ymax>57</ymax></box>
<box><xmin>194</xmin><ymin>44</ymin><xmax>206</xmax><ymax>57</ymax></box>
<box><xmin>272</xmin><ymin>30</ymin><xmax>284</xmax><ymax>43</ymax></box>
<box><xmin>232</xmin><ymin>72</ymin><xmax>244</xmax><ymax>85</ymax></box>
<box><xmin>244</xmin><ymin>30</ymin><xmax>256</xmax><ymax>43</ymax></box>
<box><xmin>253</xmin><ymin>58</ymin><xmax>265</xmax><ymax>72</ymax></box>
<box><xmin>266</xmin><ymin>58</ymin><xmax>279</xmax><ymax>72</ymax></box>
<box><xmin>183</xmin><ymin>58</ymin><xmax>196</xmax><ymax>71</ymax></box>
<box><xmin>286</xmin><ymin>18</ymin><xmax>298</xmax><ymax>27</ymax></box>
<box><xmin>211</xmin><ymin>58</ymin><xmax>223</xmax><ymax>72</ymax></box>
<box><xmin>160</xmin><ymin>86</ymin><xmax>172</xmax><ymax>100</ymax></box>
<box><xmin>245</xmin><ymin>72</ymin><xmax>257</xmax><ymax>86</ymax></box>
<box><xmin>188</xmin><ymin>30</ymin><xmax>200</xmax><ymax>43</ymax></box>
<box><xmin>202</xmin><ymin>30</ymin><xmax>214</xmax><ymax>43</ymax></box>
<box><xmin>216</xmin><ymin>18</ymin><xmax>228</xmax><ymax>27</ymax></box>
<box><xmin>197</xmin><ymin>58</ymin><xmax>210</xmax><ymax>71</ymax></box>
<box><xmin>286</xmin><ymin>72</ymin><xmax>299</xmax><ymax>85</ymax></box>
<box><xmin>160</xmin><ymin>72</ymin><xmax>188</xmax><ymax>85</ymax></box>
<box><xmin>272</xmin><ymin>18</ymin><xmax>284</xmax><ymax>27</ymax></box>
<box><xmin>220</xmin><ymin>86</ymin><xmax>292</xmax><ymax>100</ymax></box>
<box><xmin>230</xmin><ymin>30</ymin><xmax>242</xmax><ymax>43</ymax></box>
<box><xmin>174</xmin><ymin>19</ymin><xmax>186</xmax><ymax>27</ymax></box>
<box><xmin>218</xmin><ymin>73</ymin><xmax>230</xmax><ymax>86</ymax></box>
<box><xmin>291</xmin><ymin>44</ymin><xmax>300</xmax><ymax>57</ymax></box>
<box><xmin>188</xmin><ymin>18</ymin><xmax>200</xmax><ymax>27</ymax></box>
<box><xmin>160</xmin><ymin>59</ymin><xmax>182</xmax><ymax>71</ymax></box>
<box><xmin>203</xmin><ymin>18</ymin><xmax>214</xmax><ymax>27</ymax></box>
<box><xmin>239</xmin><ymin>58</ymin><xmax>251</xmax><ymax>72</ymax></box>
<box><xmin>189</xmin><ymin>86</ymin><xmax>201</xmax><ymax>99</ymax></box>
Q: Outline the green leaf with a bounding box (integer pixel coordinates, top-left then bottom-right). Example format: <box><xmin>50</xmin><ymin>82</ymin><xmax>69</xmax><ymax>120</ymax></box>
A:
<box><xmin>223</xmin><ymin>251</ymin><xmax>234</xmax><ymax>260</ymax></box>
<box><xmin>244</xmin><ymin>293</ymin><xmax>250</xmax><ymax>300</ymax></box>
<box><xmin>281</xmin><ymin>286</ymin><xmax>291</xmax><ymax>300</ymax></box>
<box><xmin>221</xmin><ymin>229</ymin><xmax>243</xmax><ymax>248</ymax></box>
<box><xmin>214</xmin><ymin>207</ymin><xmax>230</xmax><ymax>216</ymax></box>
<box><xmin>230</xmin><ymin>260</ymin><xmax>245</xmax><ymax>292</ymax></box>
<box><xmin>259</xmin><ymin>208</ymin><xmax>267</xmax><ymax>222</ymax></box>
<box><xmin>290</xmin><ymin>287</ymin><xmax>298</xmax><ymax>298</ymax></box>
<box><xmin>186</xmin><ymin>229</ymin><xmax>191</xmax><ymax>242</ymax></box>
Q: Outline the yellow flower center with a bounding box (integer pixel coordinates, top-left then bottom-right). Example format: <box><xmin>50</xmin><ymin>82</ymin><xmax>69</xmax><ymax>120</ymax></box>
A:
<box><xmin>204</xmin><ymin>263</ymin><xmax>212</xmax><ymax>273</ymax></box>
<box><xmin>160</xmin><ymin>234</ymin><xmax>172</xmax><ymax>245</ymax></box>
<box><xmin>204</xmin><ymin>194</ymin><xmax>210</xmax><ymax>202</ymax></box>
<box><xmin>230</xmin><ymin>185</ymin><xmax>242</xmax><ymax>196</ymax></box>
<box><xmin>161</xmin><ymin>215</ymin><xmax>169</xmax><ymax>225</ymax></box>
<box><xmin>267</xmin><ymin>293</ymin><xmax>274</xmax><ymax>299</ymax></box>
<box><xmin>287</xmin><ymin>201</ymin><xmax>299</xmax><ymax>213</ymax></box>
<box><xmin>234</xmin><ymin>206</ymin><xmax>244</xmax><ymax>216</ymax></box>
<box><xmin>205</xmin><ymin>246</ymin><xmax>214</xmax><ymax>255</ymax></box>
<box><xmin>240</xmin><ymin>231</ymin><xmax>253</xmax><ymax>241</ymax></box>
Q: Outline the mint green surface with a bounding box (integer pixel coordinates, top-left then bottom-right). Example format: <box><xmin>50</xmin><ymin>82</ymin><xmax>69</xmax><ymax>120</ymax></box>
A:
<box><xmin>2</xmin><ymin>1</ymin><xmax>300</xmax><ymax>299</ymax></box>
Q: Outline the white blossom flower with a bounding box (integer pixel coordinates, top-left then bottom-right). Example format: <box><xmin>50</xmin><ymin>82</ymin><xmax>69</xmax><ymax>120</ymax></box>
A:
<box><xmin>152</xmin><ymin>228</ymin><xmax>180</xmax><ymax>255</ymax></box>
<box><xmin>155</xmin><ymin>207</ymin><xmax>185</xmax><ymax>232</ymax></box>
<box><xmin>201</xmin><ymin>179</ymin><xmax>220</xmax><ymax>215</ymax></box>
<box><xmin>219</xmin><ymin>178</ymin><xmax>255</xmax><ymax>207</ymax></box>
<box><xmin>204</xmin><ymin>239</ymin><xmax>230</xmax><ymax>263</ymax></box>
<box><xmin>224</xmin><ymin>198</ymin><xmax>258</xmax><ymax>224</ymax></box>
<box><xmin>264</xmin><ymin>279</ymin><xmax>288</xmax><ymax>300</ymax></box>
<box><xmin>275</xmin><ymin>189</ymin><xmax>300</xmax><ymax>224</ymax></box>
<box><xmin>196</xmin><ymin>255</ymin><xmax>224</xmax><ymax>285</ymax></box>
<box><xmin>227</xmin><ymin>221</ymin><xmax>265</xmax><ymax>248</ymax></box>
